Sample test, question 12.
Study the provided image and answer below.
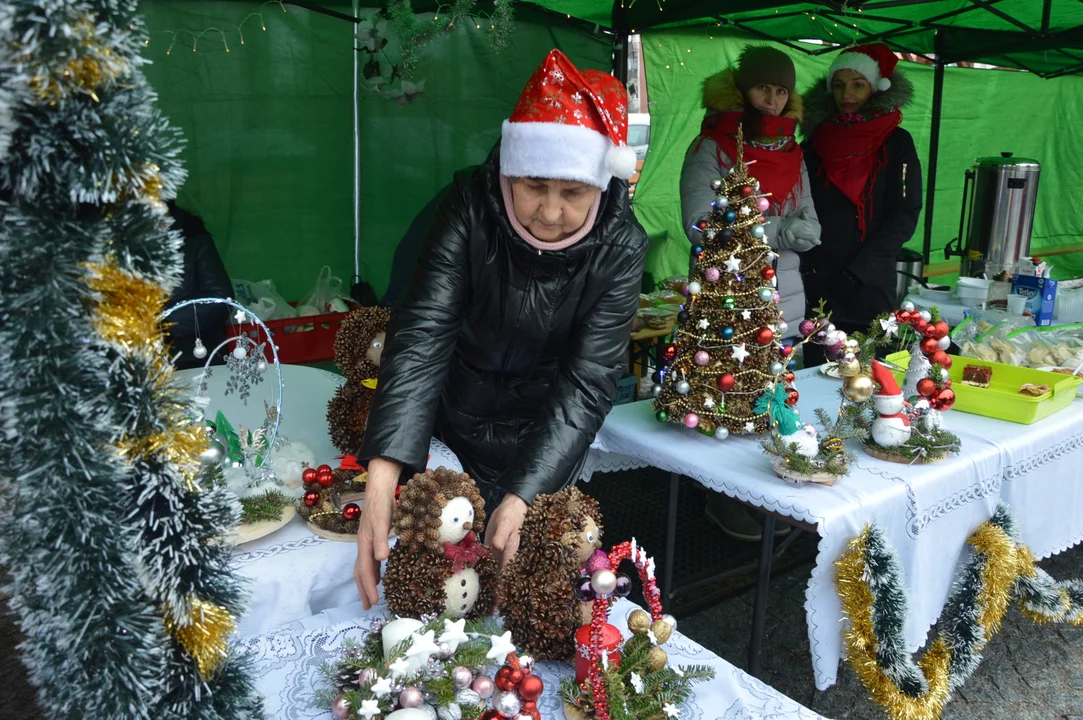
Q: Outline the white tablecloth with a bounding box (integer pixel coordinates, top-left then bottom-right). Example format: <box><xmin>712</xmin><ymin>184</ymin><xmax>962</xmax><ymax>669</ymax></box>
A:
<box><xmin>236</xmin><ymin>598</ymin><xmax>829</xmax><ymax>719</ymax></box>
<box><xmin>582</xmin><ymin>369</ymin><xmax>1083</xmax><ymax>690</ymax></box>
<box><xmin>176</xmin><ymin>365</ymin><xmax>463</xmax><ymax>637</ymax></box>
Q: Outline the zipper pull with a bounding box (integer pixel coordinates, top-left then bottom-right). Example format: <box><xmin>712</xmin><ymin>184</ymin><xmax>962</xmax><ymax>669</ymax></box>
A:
<box><xmin>902</xmin><ymin>163</ymin><xmax>908</xmax><ymax>198</ymax></box>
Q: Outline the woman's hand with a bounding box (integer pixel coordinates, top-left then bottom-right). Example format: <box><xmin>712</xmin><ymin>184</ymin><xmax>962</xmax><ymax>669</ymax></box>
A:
<box><xmin>354</xmin><ymin>457</ymin><xmax>401</xmax><ymax>609</ymax></box>
<box><xmin>484</xmin><ymin>492</ymin><xmax>529</xmax><ymax>571</ymax></box>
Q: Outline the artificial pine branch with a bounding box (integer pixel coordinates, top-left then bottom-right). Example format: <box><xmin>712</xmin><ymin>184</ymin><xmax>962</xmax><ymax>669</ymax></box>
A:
<box><xmin>239</xmin><ymin>489</ymin><xmax>289</xmax><ymax>524</ymax></box>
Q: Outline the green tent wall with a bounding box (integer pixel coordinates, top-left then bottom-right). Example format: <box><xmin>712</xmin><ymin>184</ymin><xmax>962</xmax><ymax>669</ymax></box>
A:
<box><xmin>140</xmin><ymin>1</ymin><xmax>1083</xmax><ymax>300</ymax></box>
<box><xmin>633</xmin><ymin>31</ymin><xmax>1083</xmax><ymax>287</ymax></box>
<box><xmin>139</xmin><ymin>1</ymin><xmax>609</xmax><ymax>300</ymax></box>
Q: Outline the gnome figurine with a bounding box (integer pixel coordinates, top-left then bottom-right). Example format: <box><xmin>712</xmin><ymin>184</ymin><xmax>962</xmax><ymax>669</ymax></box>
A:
<box><xmin>870</xmin><ymin>360</ymin><xmax>912</xmax><ymax>447</ymax></box>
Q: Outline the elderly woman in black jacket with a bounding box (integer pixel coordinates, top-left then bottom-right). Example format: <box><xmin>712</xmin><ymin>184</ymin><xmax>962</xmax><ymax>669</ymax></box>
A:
<box><xmin>354</xmin><ymin>49</ymin><xmax>648</xmax><ymax>608</ymax></box>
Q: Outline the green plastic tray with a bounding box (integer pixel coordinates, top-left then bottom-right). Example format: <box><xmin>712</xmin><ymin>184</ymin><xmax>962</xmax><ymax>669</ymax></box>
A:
<box><xmin>884</xmin><ymin>351</ymin><xmax>1081</xmax><ymax>425</ymax></box>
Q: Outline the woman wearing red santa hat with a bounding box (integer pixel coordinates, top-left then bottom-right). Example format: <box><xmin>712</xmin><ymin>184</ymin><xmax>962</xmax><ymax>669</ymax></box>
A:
<box><xmin>353</xmin><ymin>49</ymin><xmax>648</xmax><ymax>609</ymax></box>
<box><xmin>801</xmin><ymin>44</ymin><xmax>923</xmax><ymax>368</ymax></box>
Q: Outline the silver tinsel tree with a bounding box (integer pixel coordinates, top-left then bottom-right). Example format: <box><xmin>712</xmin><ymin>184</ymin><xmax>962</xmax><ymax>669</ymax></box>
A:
<box><xmin>0</xmin><ymin>1</ymin><xmax>261</xmax><ymax>717</ymax></box>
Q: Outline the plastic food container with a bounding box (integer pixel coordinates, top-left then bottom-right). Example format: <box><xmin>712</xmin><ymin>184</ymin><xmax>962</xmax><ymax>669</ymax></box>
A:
<box><xmin>957</xmin><ymin>277</ymin><xmax>991</xmax><ymax>306</ymax></box>
<box><xmin>886</xmin><ymin>350</ymin><xmax>1081</xmax><ymax>424</ymax></box>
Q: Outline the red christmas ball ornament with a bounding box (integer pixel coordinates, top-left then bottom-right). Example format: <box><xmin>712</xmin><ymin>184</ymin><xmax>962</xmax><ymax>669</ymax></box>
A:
<box><xmin>509</xmin><ymin>669</ymin><xmax>524</xmax><ymax>686</ymax></box>
<box><xmin>718</xmin><ymin>372</ymin><xmax>736</xmax><ymax>391</ymax></box>
<box><xmin>786</xmin><ymin>389</ymin><xmax>799</xmax><ymax>406</ymax></box>
<box><xmin>930</xmin><ymin>350</ymin><xmax>949</xmax><ymax>367</ymax></box>
<box><xmin>302</xmin><ymin>467</ymin><xmax>318</xmax><ymax>484</ymax></box>
<box><xmin>780</xmin><ymin>344</ymin><xmax>793</xmax><ymax>358</ymax></box>
<box><xmin>785</xmin><ymin>371</ymin><xmax>796</xmax><ymax>383</ymax></box>
<box><xmin>755</xmin><ymin>327</ymin><xmax>774</xmax><ymax>345</ymax></box>
<box><xmin>916</xmin><ymin>378</ymin><xmax>937</xmax><ymax>397</ymax></box>
<box><xmin>317</xmin><ymin>469</ymin><xmax>334</xmax><ymax>488</ymax></box>
<box><xmin>913</xmin><ymin>319</ymin><xmax>929</xmax><ymax>334</ymax></box>
<box><xmin>761</xmin><ymin>267</ymin><xmax>776</xmax><ymax>281</ymax></box>
<box><xmin>663</xmin><ymin>343</ymin><xmax>678</xmax><ymax>362</ymax></box>
<box><xmin>696</xmin><ymin>220</ymin><xmax>708</xmax><ymax>230</ymax></box>
<box><xmin>920</xmin><ymin>337</ymin><xmax>940</xmax><ymax>356</ymax></box>
<box><xmin>933</xmin><ymin>321</ymin><xmax>951</xmax><ymax>340</ymax></box>
<box><xmin>941</xmin><ymin>355</ymin><xmax>953</xmax><ymax>369</ymax></box>
<box><xmin>934</xmin><ymin>387</ymin><xmax>956</xmax><ymax>411</ymax></box>
<box><xmin>739</xmin><ymin>185</ymin><xmax>754</xmax><ymax>198</ymax></box>
<box><xmin>303</xmin><ymin>491</ymin><xmax>321</xmax><ymax>507</ymax></box>
<box><xmin>523</xmin><ymin>702</ymin><xmax>538</xmax><ymax>714</ymax></box>
<box><xmin>316</xmin><ymin>464</ymin><xmax>332</xmax><ymax>474</ymax></box>
<box><xmin>479</xmin><ymin>712</ymin><xmax>503</xmax><ymax>720</ymax></box>
<box><xmin>944</xmin><ymin>379</ymin><xmax>952</xmax><ymax>387</ymax></box>
<box><xmin>897</xmin><ymin>310</ymin><xmax>911</xmax><ymax>323</ymax></box>
<box><xmin>923</xmin><ymin>324</ymin><xmax>938</xmax><ymax>339</ymax></box>
<box><xmin>517</xmin><ymin>674</ymin><xmax>544</xmax><ymax>702</ymax></box>
<box><xmin>342</xmin><ymin>503</ymin><xmax>361</xmax><ymax>521</ymax></box>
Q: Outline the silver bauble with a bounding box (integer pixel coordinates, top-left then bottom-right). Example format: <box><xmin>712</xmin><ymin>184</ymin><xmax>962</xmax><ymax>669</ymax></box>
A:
<box><xmin>493</xmin><ymin>691</ymin><xmax>522</xmax><ymax>717</ymax></box>
<box><xmin>675</xmin><ymin>380</ymin><xmax>691</xmax><ymax>395</ymax></box>
<box><xmin>437</xmin><ymin>703</ymin><xmax>462</xmax><ymax>720</ymax></box>
<box><xmin>199</xmin><ymin>438</ymin><xmax>226</xmax><ymax>467</ymax></box>
<box><xmin>518</xmin><ymin>654</ymin><xmax>535</xmax><ymax>673</ymax></box>
<box><xmin>920</xmin><ymin>310</ymin><xmax>932</xmax><ymax>322</ymax></box>
<box><xmin>232</xmin><ymin>345</ymin><xmax>247</xmax><ymax>360</ymax></box>
<box><xmin>256</xmin><ymin>359</ymin><xmax>267</xmax><ymax>373</ymax></box>
<box><xmin>455</xmin><ymin>689</ymin><xmax>483</xmax><ymax>706</ymax></box>
<box><xmin>937</xmin><ymin>335</ymin><xmax>951</xmax><ymax>351</ymax></box>
<box><xmin>450</xmin><ymin>666</ymin><xmax>473</xmax><ymax>690</ymax></box>
<box><xmin>192</xmin><ymin>339</ymin><xmax>208</xmax><ymax>359</ymax></box>
<box><xmin>901</xmin><ymin>300</ymin><xmax>916</xmax><ymax>313</ymax></box>
<box><xmin>777</xmin><ymin>321</ymin><xmax>788</xmax><ymax>336</ymax></box>
<box><xmin>651</xmin><ymin>383</ymin><xmax>663</xmax><ymax>398</ymax></box>
<box><xmin>714</xmin><ymin>426</ymin><xmax>729</xmax><ymax>441</ymax></box>
<box><xmin>591</xmin><ymin>569</ymin><xmax>618</xmax><ymax>595</ymax></box>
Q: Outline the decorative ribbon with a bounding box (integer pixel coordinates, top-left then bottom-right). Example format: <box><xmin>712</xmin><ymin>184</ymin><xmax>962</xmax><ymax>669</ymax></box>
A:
<box><xmin>443</xmin><ymin>531</ymin><xmax>489</xmax><ymax>573</ymax></box>
<box><xmin>361</xmin><ymin>378</ymin><xmax>378</xmax><ymax>389</ymax></box>
<box><xmin>335</xmin><ymin>454</ymin><xmax>364</xmax><ymax>471</ymax></box>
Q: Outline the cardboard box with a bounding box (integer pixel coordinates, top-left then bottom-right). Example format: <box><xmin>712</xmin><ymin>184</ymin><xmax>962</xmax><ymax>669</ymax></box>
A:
<box><xmin>1010</xmin><ymin>275</ymin><xmax>1058</xmax><ymax>326</ymax></box>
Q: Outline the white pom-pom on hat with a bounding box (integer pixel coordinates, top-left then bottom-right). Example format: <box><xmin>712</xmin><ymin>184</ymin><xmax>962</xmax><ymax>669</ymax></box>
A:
<box><xmin>877</xmin><ymin>77</ymin><xmax>892</xmax><ymax>91</ymax></box>
<box><xmin>607</xmin><ymin>144</ymin><xmax>638</xmax><ymax>180</ymax></box>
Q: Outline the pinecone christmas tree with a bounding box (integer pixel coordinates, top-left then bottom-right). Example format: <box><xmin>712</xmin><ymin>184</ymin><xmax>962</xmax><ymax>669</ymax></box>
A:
<box><xmin>653</xmin><ymin>129</ymin><xmax>795</xmax><ymax>439</ymax></box>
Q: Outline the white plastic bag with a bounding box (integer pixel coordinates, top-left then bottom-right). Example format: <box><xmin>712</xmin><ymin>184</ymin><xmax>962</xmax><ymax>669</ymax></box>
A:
<box><xmin>297</xmin><ymin>266</ymin><xmax>345</xmax><ymax>315</ymax></box>
<box><xmin>232</xmin><ymin>278</ymin><xmax>297</xmax><ymax>321</ymax></box>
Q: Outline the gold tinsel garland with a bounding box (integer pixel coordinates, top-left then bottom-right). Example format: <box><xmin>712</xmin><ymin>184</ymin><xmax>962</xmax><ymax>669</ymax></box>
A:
<box><xmin>84</xmin><ymin>257</ymin><xmax>237</xmax><ymax>678</ymax></box>
<box><xmin>837</xmin><ymin>512</ymin><xmax>1083</xmax><ymax>720</ymax></box>
<box><xmin>21</xmin><ymin>16</ymin><xmax>129</xmax><ymax>103</ymax></box>
<box><xmin>163</xmin><ymin>598</ymin><xmax>235</xmax><ymax>678</ymax></box>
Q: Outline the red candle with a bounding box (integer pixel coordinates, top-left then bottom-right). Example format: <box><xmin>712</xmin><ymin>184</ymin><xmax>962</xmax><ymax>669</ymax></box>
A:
<box><xmin>574</xmin><ymin>623</ymin><xmax>622</xmax><ymax>684</ymax></box>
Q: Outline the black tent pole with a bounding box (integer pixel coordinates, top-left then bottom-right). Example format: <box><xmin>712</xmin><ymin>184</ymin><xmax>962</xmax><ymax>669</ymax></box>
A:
<box><xmin>611</xmin><ymin>0</ymin><xmax>629</xmax><ymax>84</ymax></box>
<box><xmin>923</xmin><ymin>30</ymin><xmax>946</xmax><ymax>266</ymax></box>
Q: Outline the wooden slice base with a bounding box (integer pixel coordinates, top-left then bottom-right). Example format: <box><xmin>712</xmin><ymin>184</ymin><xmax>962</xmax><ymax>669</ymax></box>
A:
<box><xmin>772</xmin><ymin>458</ymin><xmax>836</xmax><ymax>487</ymax></box>
<box><xmin>306</xmin><ymin>521</ymin><xmax>358</xmax><ymax>543</ymax></box>
<box><xmin>229</xmin><ymin>504</ymin><xmax>296</xmax><ymax>546</ymax></box>
<box><xmin>339</xmin><ymin>491</ymin><xmax>365</xmax><ymax>505</ymax></box>
<box><xmin>563</xmin><ymin>702</ymin><xmax>592</xmax><ymax>720</ymax></box>
<box><xmin>863</xmin><ymin>444</ymin><xmax>948</xmax><ymax>465</ymax></box>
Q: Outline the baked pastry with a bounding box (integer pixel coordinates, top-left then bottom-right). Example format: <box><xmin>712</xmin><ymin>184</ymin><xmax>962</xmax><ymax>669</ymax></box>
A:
<box><xmin>962</xmin><ymin>365</ymin><xmax>993</xmax><ymax>388</ymax></box>
<box><xmin>1018</xmin><ymin>383</ymin><xmax>1050</xmax><ymax>397</ymax></box>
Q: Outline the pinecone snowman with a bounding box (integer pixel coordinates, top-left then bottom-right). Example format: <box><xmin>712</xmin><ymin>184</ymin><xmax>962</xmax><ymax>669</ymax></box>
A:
<box><xmin>870</xmin><ymin>360</ymin><xmax>912</xmax><ymax>448</ymax></box>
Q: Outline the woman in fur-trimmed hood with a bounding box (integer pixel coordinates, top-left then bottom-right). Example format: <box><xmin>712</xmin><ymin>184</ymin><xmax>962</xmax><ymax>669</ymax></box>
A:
<box><xmin>680</xmin><ymin>46</ymin><xmax>820</xmax><ymax>333</ymax></box>
<box><xmin>800</xmin><ymin>44</ymin><xmax>922</xmax><ymax>365</ymax></box>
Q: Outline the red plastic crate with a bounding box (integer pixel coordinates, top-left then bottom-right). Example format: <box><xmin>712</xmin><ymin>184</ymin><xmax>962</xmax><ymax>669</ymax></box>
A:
<box><xmin>225</xmin><ymin>302</ymin><xmax>356</xmax><ymax>365</ymax></box>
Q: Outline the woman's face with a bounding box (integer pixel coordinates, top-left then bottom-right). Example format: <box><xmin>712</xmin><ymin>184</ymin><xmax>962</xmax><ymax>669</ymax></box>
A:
<box><xmin>832</xmin><ymin>69</ymin><xmax>873</xmax><ymax>113</ymax></box>
<box><xmin>745</xmin><ymin>84</ymin><xmax>790</xmax><ymax>117</ymax></box>
<box><xmin>510</xmin><ymin>178</ymin><xmax>601</xmax><ymax>242</ymax></box>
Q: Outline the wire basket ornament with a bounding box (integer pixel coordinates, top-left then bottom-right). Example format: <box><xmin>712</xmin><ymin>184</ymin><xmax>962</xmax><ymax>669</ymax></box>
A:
<box><xmin>159</xmin><ymin>298</ymin><xmax>285</xmax><ymax>491</ymax></box>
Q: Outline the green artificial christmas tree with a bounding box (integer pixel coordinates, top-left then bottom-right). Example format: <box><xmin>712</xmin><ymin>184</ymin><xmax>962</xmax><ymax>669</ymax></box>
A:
<box><xmin>653</xmin><ymin>128</ymin><xmax>795</xmax><ymax>439</ymax></box>
<box><xmin>0</xmin><ymin>1</ymin><xmax>260</xmax><ymax>717</ymax></box>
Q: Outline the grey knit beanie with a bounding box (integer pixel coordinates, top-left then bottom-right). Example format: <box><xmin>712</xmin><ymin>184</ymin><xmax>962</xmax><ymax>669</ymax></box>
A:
<box><xmin>734</xmin><ymin>46</ymin><xmax>796</xmax><ymax>95</ymax></box>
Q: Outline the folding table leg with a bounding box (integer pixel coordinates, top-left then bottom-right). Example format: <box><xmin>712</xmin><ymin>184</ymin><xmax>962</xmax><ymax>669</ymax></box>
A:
<box><xmin>748</xmin><ymin>513</ymin><xmax>775</xmax><ymax>678</ymax></box>
<box><xmin>661</xmin><ymin>472</ymin><xmax>679</xmax><ymax>611</ymax></box>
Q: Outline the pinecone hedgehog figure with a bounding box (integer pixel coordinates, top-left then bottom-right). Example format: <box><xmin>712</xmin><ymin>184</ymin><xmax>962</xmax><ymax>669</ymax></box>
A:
<box><xmin>383</xmin><ymin>468</ymin><xmax>497</xmax><ymax>619</ymax></box>
<box><xmin>498</xmin><ymin>487</ymin><xmax>603</xmax><ymax>661</ymax></box>
<box><xmin>327</xmin><ymin>306</ymin><xmax>390</xmax><ymax>454</ymax></box>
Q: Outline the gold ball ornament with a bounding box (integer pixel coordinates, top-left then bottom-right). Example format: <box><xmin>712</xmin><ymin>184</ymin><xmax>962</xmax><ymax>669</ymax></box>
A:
<box><xmin>647</xmin><ymin>646</ymin><xmax>668</xmax><ymax>672</ymax></box>
<box><xmin>845</xmin><ymin>338</ymin><xmax>861</xmax><ymax>353</ymax></box>
<box><xmin>627</xmin><ymin>609</ymin><xmax>651</xmax><ymax>634</ymax></box>
<box><xmin>650</xmin><ymin>619</ymin><xmax>673</xmax><ymax>645</ymax></box>
<box><xmin>837</xmin><ymin>357</ymin><xmax>861</xmax><ymax>378</ymax></box>
<box><xmin>820</xmin><ymin>437</ymin><xmax>845</xmax><ymax>456</ymax></box>
<box><xmin>844</xmin><ymin>374</ymin><xmax>874</xmax><ymax>403</ymax></box>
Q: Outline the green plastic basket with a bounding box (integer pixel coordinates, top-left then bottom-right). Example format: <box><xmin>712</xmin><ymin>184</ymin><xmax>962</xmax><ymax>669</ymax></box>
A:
<box><xmin>884</xmin><ymin>351</ymin><xmax>1081</xmax><ymax>425</ymax></box>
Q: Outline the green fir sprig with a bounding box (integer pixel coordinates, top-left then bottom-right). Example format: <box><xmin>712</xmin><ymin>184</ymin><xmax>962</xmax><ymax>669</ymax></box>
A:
<box><xmin>239</xmin><ymin>490</ymin><xmax>289</xmax><ymax>524</ymax></box>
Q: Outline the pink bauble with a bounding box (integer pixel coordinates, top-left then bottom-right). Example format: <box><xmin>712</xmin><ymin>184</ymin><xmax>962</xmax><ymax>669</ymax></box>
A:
<box><xmin>798</xmin><ymin>319</ymin><xmax>816</xmax><ymax>337</ymax></box>
<box><xmin>772</xmin><ymin>291</ymin><xmax>781</xmax><ymax>303</ymax></box>
<box><xmin>694</xmin><ymin>350</ymin><xmax>710</xmax><ymax>366</ymax></box>
<box><xmin>683</xmin><ymin>413</ymin><xmax>700</xmax><ymax>429</ymax></box>
<box><xmin>472</xmin><ymin>675</ymin><xmax>496</xmax><ymax>699</ymax></box>
<box><xmin>585</xmin><ymin>549</ymin><xmax>610</xmax><ymax>574</ymax></box>
<box><xmin>399</xmin><ymin>687</ymin><xmax>425</xmax><ymax>709</ymax></box>
<box><xmin>704</xmin><ymin>267</ymin><xmax>721</xmax><ymax>283</ymax></box>
<box><xmin>332</xmin><ymin>694</ymin><xmax>351</xmax><ymax>719</ymax></box>
<box><xmin>757</xmin><ymin>197</ymin><xmax>770</xmax><ymax>212</ymax></box>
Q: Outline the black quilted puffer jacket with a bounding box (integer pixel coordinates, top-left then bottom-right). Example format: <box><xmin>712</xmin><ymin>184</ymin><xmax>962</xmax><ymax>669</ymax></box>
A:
<box><xmin>358</xmin><ymin>147</ymin><xmax>648</xmax><ymax>506</ymax></box>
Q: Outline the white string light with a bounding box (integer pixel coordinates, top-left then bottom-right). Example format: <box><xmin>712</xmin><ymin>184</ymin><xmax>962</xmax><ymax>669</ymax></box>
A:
<box><xmin>150</xmin><ymin>1</ymin><xmax>287</xmax><ymax>56</ymax></box>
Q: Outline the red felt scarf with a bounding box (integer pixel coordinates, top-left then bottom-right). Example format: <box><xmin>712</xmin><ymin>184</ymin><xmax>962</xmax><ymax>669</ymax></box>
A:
<box><xmin>811</xmin><ymin>109</ymin><xmax>902</xmax><ymax>239</ymax></box>
<box><xmin>699</xmin><ymin>111</ymin><xmax>804</xmax><ymax>212</ymax></box>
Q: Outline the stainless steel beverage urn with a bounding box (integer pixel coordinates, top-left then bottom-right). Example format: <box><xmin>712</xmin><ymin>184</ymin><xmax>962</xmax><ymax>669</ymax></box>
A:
<box><xmin>944</xmin><ymin>153</ymin><xmax>1041</xmax><ymax>279</ymax></box>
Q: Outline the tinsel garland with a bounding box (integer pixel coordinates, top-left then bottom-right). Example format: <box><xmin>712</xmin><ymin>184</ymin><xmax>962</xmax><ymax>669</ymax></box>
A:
<box><xmin>836</xmin><ymin>503</ymin><xmax>1083</xmax><ymax>720</ymax></box>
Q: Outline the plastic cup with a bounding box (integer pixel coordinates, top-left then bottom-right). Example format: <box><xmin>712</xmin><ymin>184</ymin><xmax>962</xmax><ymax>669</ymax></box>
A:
<box><xmin>1007</xmin><ymin>294</ymin><xmax>1026</xmax><ymax>315</ymax></box>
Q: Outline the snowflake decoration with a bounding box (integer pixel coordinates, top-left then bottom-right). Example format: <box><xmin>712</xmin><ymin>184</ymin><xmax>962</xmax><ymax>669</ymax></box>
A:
<box><xmin>223</xmin><ymin>342</ymin><xmax>267</xmax><ymax>404</ymax></box>
<box><xmin>547</xmin><ymin>67</ymin><xmax>565</xmax><ymax>84</ymax></box>
<box><xmin>572</xmin><ymin>91</ymin><xmax>584</xmax><ymax>104</ymax></box>
<box><xmin>630</xmin><ymin>672</ymin><xmax>645</xmax><ymax>694</ymax></box>
<box><xmin>663</xmin><ymin>703</ymin><xmax>680</xmax><ymax>718</ymax></box>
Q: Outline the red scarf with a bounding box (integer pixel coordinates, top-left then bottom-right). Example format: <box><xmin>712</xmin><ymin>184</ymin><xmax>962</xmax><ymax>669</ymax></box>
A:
<box><xmin>443</xmin><ymin>531</ymin><xmax>489</xmax><ymax>573</ymax></box>
<box><xmin>699</xmin><ymin>111</ymin><xmax>804</xmax><ymax>212</ymax></box>
<box><xmin>811</xmin><ymin>109</ymin><xmax>902</xmax><ymax>239</ymax></box>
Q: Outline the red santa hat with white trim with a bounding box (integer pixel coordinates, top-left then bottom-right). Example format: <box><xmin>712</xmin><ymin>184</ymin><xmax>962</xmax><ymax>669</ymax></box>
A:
<box><xmin>870</xmin><ymin>359</ymin><xmax>903</xmax><ymax>396</ymax></box>
<box><xmin>501</xmin><ymin>49</ymin><xmax>638</xmax><ymax>191</ymax></box>
<box><xmin>828</xmin><ymin>43</ymin><xmax>899</xmax><ymax>92</ymax></box>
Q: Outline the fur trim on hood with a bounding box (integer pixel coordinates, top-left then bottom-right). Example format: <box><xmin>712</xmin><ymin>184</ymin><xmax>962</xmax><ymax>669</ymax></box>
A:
<box><xmin>702</xmin><ymin>68</ymin><xmax>804</xmax><ymax>123</ymax></box>
<box><xmin>801</xmin><ymin>68</ymin><xmax>913</xmax><ymax>136</ymax></box>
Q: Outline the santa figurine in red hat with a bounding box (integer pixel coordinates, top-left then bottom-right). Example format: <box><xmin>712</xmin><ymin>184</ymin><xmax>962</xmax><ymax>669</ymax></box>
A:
<box><xmin>869</xmin><ymin>360</ymin><xmax>911</xmax><ymax>447</ymax></box>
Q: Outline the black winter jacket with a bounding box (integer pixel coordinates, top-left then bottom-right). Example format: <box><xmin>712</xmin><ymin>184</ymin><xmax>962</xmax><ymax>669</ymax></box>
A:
<box><xmin>799</xmin><ymin>74</ymin><xmax>922</xmax><ymax>327</ymax></box>
<box><xmin>358</xmin><ymin>149</ymin><xmax>648</xmax><ymax>506</ymax></box>
<box><xmin>164</xmin><ymin>202</ymin><xmax>233</xmax><ymax>369</ymax></box>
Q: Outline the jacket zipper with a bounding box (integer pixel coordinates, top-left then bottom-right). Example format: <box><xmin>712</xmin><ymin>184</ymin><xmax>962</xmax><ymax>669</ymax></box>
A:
<box><xmin>902</xmin><ymin>163</ymin><xmax>908</xmax><ymax>198</ymax></box>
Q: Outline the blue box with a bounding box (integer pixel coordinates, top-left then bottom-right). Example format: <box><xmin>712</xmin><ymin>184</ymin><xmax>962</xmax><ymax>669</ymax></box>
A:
<box><xmin>1011</xmin><ymin>276</ymin><xmax>1058</xmax><ymax>326</ymax></box>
